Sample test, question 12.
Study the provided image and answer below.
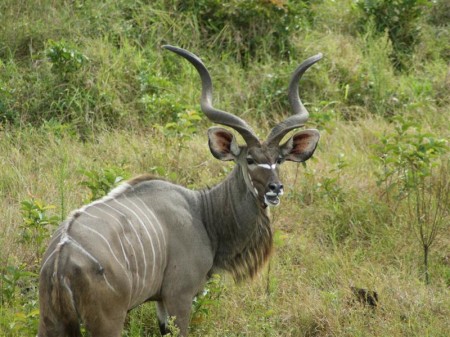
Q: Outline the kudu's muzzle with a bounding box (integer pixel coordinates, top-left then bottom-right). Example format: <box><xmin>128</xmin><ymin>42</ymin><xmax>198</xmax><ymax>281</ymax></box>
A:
<box><xmin>264</xmin><ymin>181</ymin><xmax>284</xmax><ymax>207</ymax></box>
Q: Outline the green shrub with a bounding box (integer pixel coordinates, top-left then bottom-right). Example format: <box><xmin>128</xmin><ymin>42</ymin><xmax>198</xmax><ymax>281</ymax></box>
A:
<box><xmin>374</xmin><ymin>115</ymin><xmax>448</xmax><ymax>201</ymax></box>
<box><xmin>0</xmin><ymin>96</ymin><xmax>17</xmax><ymax>125</ymax></box>
<box><xmin>137</xmin><ymin>67</ymin><xmax>198</xmax><ymax>123</ymax></box>
<box><xmin>160</xmin><ymin>109</ymin><xmax>202</xmax><ymax>142</ymax></box>
<box><xmin>19</xmin><ymin>198</ymin><xmax>59</xmax><ymax>264</ymax></box>
<box><xmin>175</xmin><ymin>0</ymin><xmax>311</xmax><ymax>62</ymax></box>
<box><xmin>0</xmin><ymin>61</ymin><xmax>19</xmax><ymax>125</ymax></box>
<box><xmin>79</xmin><ymin>166</ymin><xmax>130</xmax><ymax>202</ymax></box>
<box><xmin>357</xmin><ymin>0</ymin><xmax>430</xmax><ymax>69</ymax></box>
<box><xmin>349</xmin><ymin>27</ymin><xmax>397</xmax><ymax>117</ymax></box>
<box><xmin>374</xmin><ymin>115</ymin><xmax>449</xmax><ymax>284</ymax></box>
<box><xmin>46</xmin><ymin>40</ymin><xmax>89</xmax><ymax>77</ymax></box>
<box><xmin>0</xmin><ymin>264</ymin><xmax>39</xmax><ymax>336</ymax></box>
<box><xmin>427</xmin><ymin>0</ymin><xmax>450</xmax><ymax>28</ymax></box>
<box><xmin>191</xmin><ymin>274</ymin><xmax>224</xmax><ymax>327</ymax></box>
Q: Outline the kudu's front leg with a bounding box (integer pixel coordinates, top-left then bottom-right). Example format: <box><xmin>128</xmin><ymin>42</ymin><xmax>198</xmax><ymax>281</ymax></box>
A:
<box><xmin>158</xmin><ymin>294</ymin><xmax>193</xmax><ymax>336</ymax></box>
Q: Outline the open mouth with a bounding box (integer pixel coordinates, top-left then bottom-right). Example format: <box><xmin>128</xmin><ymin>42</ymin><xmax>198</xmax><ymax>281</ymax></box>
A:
<box><xmin>264</xmin><ymin>191</ymin><xmax>283</xmax><ymax>207</ymax></box>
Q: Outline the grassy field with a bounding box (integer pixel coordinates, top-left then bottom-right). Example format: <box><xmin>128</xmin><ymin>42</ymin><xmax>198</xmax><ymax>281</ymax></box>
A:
<box><xmin>1</xmin><ymin>0</ymin><xmax>449</xmax><ymax>336</ymax></box>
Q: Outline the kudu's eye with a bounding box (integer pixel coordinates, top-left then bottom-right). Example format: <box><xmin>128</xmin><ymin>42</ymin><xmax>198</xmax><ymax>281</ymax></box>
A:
<box><xmin>246</xmin><ymin>158</ymin><xmax>255</xmax><ymax>165</ymax></box>
<box><xmin>276</xmin><ymin>158</ymin><xmax>283</xmax><ymax>165</ymax></box>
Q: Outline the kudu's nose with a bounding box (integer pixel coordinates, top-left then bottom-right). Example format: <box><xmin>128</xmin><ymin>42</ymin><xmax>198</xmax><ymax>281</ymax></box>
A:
<box><xmin>268</xmin><ymin>182</ymin><xmax>284</xmax><ymax>195</ymax></box>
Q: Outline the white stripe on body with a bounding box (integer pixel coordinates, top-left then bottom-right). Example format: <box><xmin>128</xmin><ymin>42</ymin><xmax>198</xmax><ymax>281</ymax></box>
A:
<box><xmin>113</xmin><ymin>198</ymin><xmax>158</xmax><ymax>298</ymax></box>
<box><xmin>40</xmin><ymin>227</ymin><xmax>65</xmax><ymax>272</ymax></box>
<box><xmin>64</xmin><ymin>235</ymin><xmax>102</xmax><ymax>267</ymax></box>
<box><xmin>77</xmin><ymin>222</ymin><xmax>132</xmax><ymax>294</ymax></box>
<box><xmin>40</xmin><ymin>248</ymin><xmax>58</xmax><ymax>273</ymax></box>
<box><xmin>84</xmin><ymin>209</ymin><xmax>131</xmax><ymax>270</ymax></box>
<box><xmin>41</xmin><ymin>230</ymin><xmax>119</xmax><ymax>295</ymax></box>
<box><xmin>133</xmin><ymin>194</ymin><xmax>167</xmax><ymax>267</ymax></box>
<box><xmin>123</xmin><ymin>194</ymin><xmax>165</xmax><ymax>276</ymax></box>
<box><xmin>65</xmin><ymin>227</ymin><xmax>120</xmax><ymax>295</ymax></box>
<box><xmin>84</xmin><ymin>209</ymin><xmax>133</xmax><ymax>300</ymax></box>
<box><xmin>62</xmin><ymin>277</ymin><xmax>77</xmax><ymax>310</ymax></box>
<box><xmin>101</xmin><ymin>202</ymin><xmax>149</xmax><ymax>302</ymax></box>
<box><xmin>91</xmin><ymin>206</ymin><xmax>141</xmax><ymax>304</ymax></box>
<box><xmin>66</xmin><ymin>183</ymin><xmax>132</xmax><ymax>223</ymax></box>
<box><xmin>43</xmin><ymin>182</ymin><xmax>168</xmax><ymax>306</ymax></box>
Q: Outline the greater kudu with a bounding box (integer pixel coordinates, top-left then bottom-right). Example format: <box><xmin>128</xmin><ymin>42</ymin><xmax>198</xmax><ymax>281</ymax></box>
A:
<box><xmin>38</xmin><ymin>45</ymin><xmax>322</xmax><ymax>336</ymax></box>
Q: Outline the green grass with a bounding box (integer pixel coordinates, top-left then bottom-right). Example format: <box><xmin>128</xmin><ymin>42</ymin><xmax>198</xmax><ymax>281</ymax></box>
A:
<box><xmin>1</xmin><ymin>0</ymin><xmax>449</xmax><ymax>336</ymax></box>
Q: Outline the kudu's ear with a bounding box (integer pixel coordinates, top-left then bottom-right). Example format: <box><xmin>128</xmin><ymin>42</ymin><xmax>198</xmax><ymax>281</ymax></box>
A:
<box><xmin>280</xmin><ymin>129</ymin><xmax>320</xmax><ymax>162</ymax></box>
<box><xmin>208</xmin><ymin>127</ymin><xmax>241</xmax><ymax>161</ymax></box>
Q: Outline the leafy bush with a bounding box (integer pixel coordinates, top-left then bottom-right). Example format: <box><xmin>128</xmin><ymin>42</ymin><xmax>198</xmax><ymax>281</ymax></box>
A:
<box><xmin>427</xmin><ymin>0</ymin><xmax>450</xmax><ymax>28</ymax></box>
<box><xmin>0</xmin><ymin>61</ymin><xmax>19</xmax><ymax>125</ymax></box>
<box><xmin>161</xmin><ymin>110</ymin><xmax>202</xmax><ymax>141</ymax></box>
<box><xmin>191</xmin><ymin>274</ymin><xmax>224</xmax><ymax>326</ymax></box>
<box><xmin>176</xmin><ymin>0</ymin><xmax>311</xmax><ymax>62</ymax></box>
<box><xmin>250</xmin><ymin>70</ymin><xmax>291</xmax><ymax>120</ymax></box>
<box><xmin>374</xmin><ymin>115</ymin><xmax>449</xmax><ymax>283</ymax></box>
<box><xmin>138</xmin><ymin>71</ymin><xmax>193</xmax><ymax>123</ymax></box>
<box><xmin>375</xmin><ymin>115</ymin><xmax>448</xmax><ymax>201</ymax></box>
<box><xmin>357</xmin><ymin>0</ymin><xmax>430</xmax><ymax>68</ymax></box>
<box><xmin>46</xmin><ymin>40</ymin><xmax>89</xmax><ymax>77</ymax></box>
<box><xmin>19</xmin><ymin>198</ymin><xmax>59</xmax><ymax>264</ymax></box>
<box><xmin>79</xmin><ymin>166</ymin><xmax>130</xmax><ymax>202</ymax></box>
<box><xmin>0</xmin><ymin>265</ymin><xmax>36</xmax><ymax>306</ymax></box>
<box><xmin>0</xmin><ymin>264</ymin><xmax>39</xmax><ymax>335</ymax></box>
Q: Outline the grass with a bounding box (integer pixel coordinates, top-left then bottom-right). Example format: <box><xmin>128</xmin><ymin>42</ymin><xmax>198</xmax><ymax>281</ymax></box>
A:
<box><xmin>0</xmin><ymin>0</ymin><xmax>449</xmax><ymax>336</ymax></box>
<box><xmin>1</xmin><ymin>119</ymin><xmax>449</xmax><ymax>336</ymax></box>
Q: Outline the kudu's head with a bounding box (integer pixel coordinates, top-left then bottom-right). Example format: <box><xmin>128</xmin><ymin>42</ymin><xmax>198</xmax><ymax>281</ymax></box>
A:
<box><xmin>164</xmin><ymin>45</ymin><xmax>321</xmax><ymax>207</ymax></box>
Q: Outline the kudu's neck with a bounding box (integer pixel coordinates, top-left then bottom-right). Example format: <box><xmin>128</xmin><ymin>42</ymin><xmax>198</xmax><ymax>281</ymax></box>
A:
<box><xmin>200</xmin><ymin>165</ymin><xmax>273</xmax><ymax>281</ymax></box>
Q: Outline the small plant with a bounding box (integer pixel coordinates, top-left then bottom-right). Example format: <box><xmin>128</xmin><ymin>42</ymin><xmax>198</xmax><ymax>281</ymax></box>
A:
<box><xmin>138</xmin><ymin>71</ymin><xmax>190</xmax><ymax>123</ymax></box>
<box><xmin>0</xmin><ymin>96</ymin><xmax>17</xmax><ymax>125</ymax></box>
<box><xmin>46</xmin><ymin>39</ymin><xmax>89</xmax><ymax>76</ymax></box>
<box><xmin>166</xmin><ymin>316</ymin><xmax>181</xmax><ymax>337</ymax></box>
<box><xmin>0</xmin><ymin>264</ymin><xmax>40</xmax><ymax>336</ymax></box>
<box><xmin>289</xmin><ymin>154</ymin><xmax>347</xmax><ymax>207</ymax></box>
<box><xmin>41</xmin><ymin>119</ymin><xmax>77</xmax><ymax>139</ymax></box>
<box><xmin>161</xmin><ymin>110</ymin><xmax>202</xmax><ymax>143</ymax></box>
<box><xmin>407</xmin><ymin>162</ymin><xmax>449</xmax><ymax>284</ymax></box>
<box><xmin>191</xmin><ymin>274</ymin><xmax>223</xmax><ymax>326</ymax></box>
<box><xmin>251</xmin><ymin>71</ymin><xmax>290</xmax><ymax>120</ymax></box>
<box><xmin>0</xmin><ymin>265</ymin><xmax>36</xmax><ymax>305</ymax></box>
<box><xmin>310</xmin><ymin>100</ymin><xmax>340</xmax><ymax>132</ymax></box>
<box><xmin>317</xmin><ymin>153</ymin><xmax>348</xmax><ymax>203</ymax></box>
<box><xmin>19</xmin><ymin>198</ymin><xmax>59</xmax><ymax>264</ymax></box>
<box><xmin>375</xmin><ymin>115</ymin><xmax>448</xmax><ymax>206</ymax></box>
<box><xmin>79</xmin><ymin>166</ymin><xmax>130</xmax><ymax>202</ymax></box>
<box><xmin>374</xmin><ymin>115</ymin><xmax>449</xmax><ymax>283</ymax></box>
<box><xmin>138</xmin><ymin>72</ymin><xmax>173</xmax><ymax>94</ymax></box>
<box><xmin>140</xmin><ymin>93</ymin><xmax>189</xmax><ymax>123</ymax></box>
<box><xmin>0</xmin><ymin>71</ymin><xmax>18</xmax><ymax>124</ymax></box>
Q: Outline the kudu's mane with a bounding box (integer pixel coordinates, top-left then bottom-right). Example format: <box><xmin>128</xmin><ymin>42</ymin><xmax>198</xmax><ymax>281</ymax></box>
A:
<box><xmin>201</xmin><ymin>168</ymin><xmax>273</xmax><ymax>282</ymax></box>
<box><xmin>221</xmin><ymin>211</ymin><xmax>273</xmax><ymax>282</ymax></box>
